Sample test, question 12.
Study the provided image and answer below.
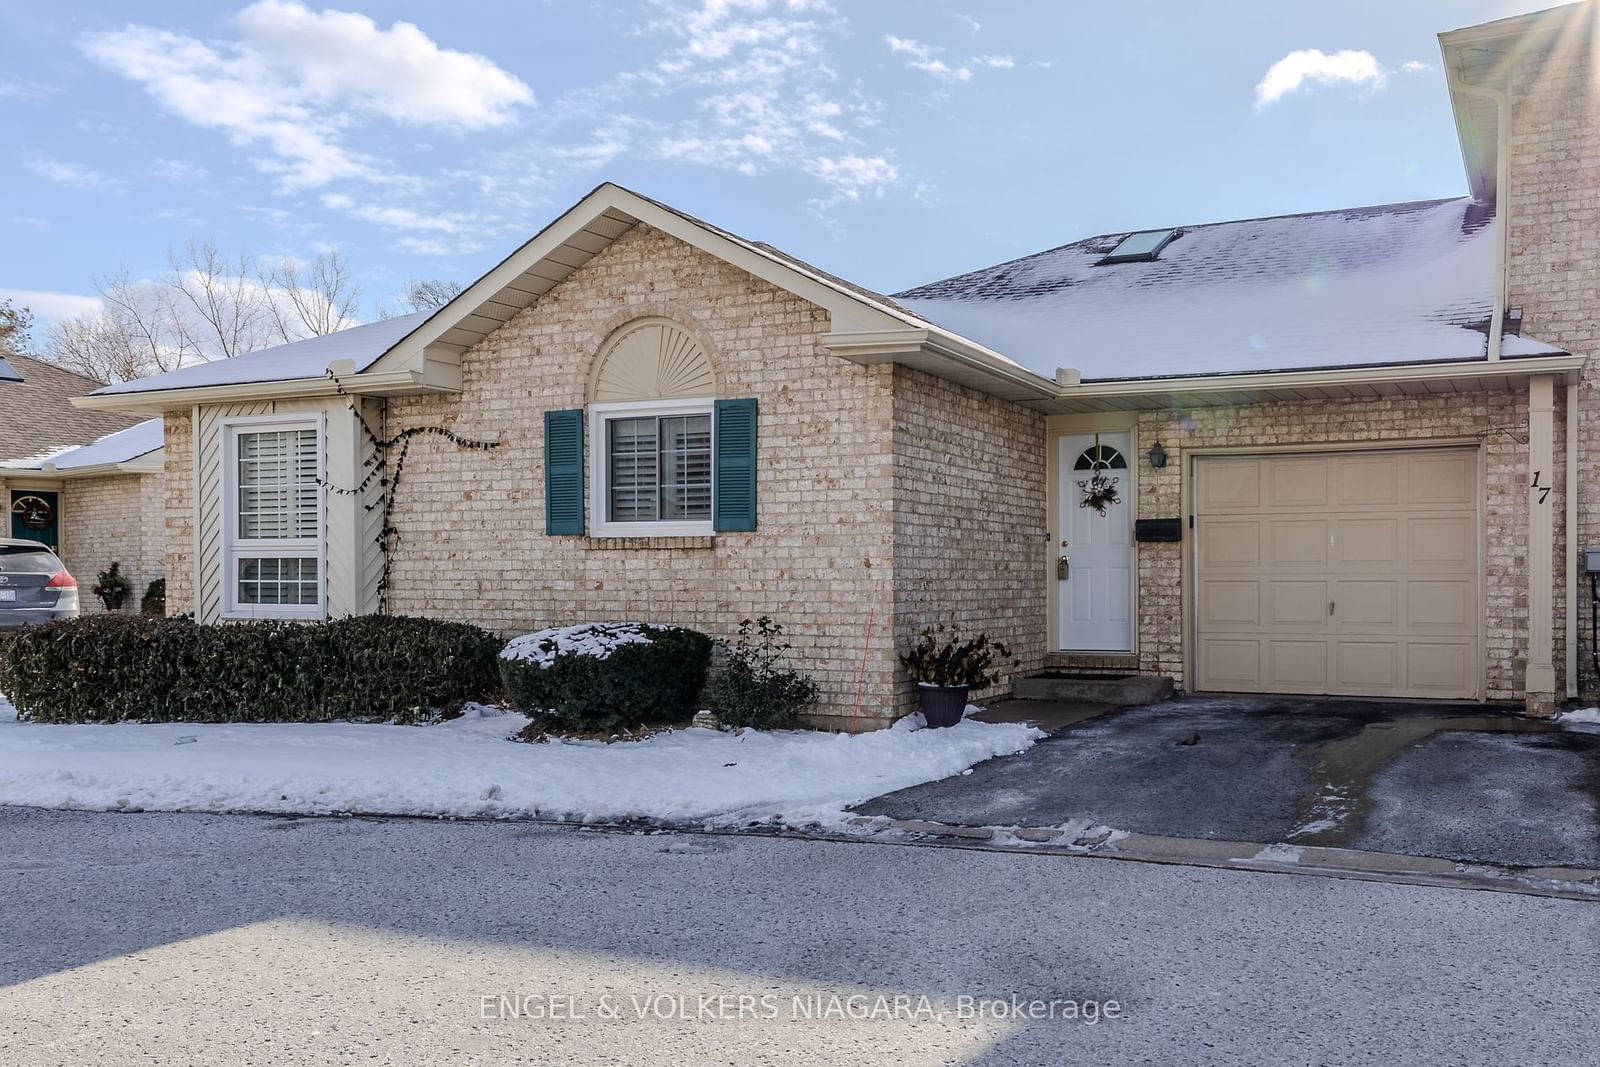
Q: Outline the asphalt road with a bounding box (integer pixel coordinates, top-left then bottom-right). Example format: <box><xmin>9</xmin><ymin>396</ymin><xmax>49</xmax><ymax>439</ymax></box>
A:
<box><xmin>1</xmin><ymin>806</ymin><xmax>1595</xmax><ymax>1066</ymax></box>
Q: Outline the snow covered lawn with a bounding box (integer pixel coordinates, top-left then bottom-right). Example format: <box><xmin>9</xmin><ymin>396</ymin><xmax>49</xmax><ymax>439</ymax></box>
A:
<box><xmin>0</xmin><ymin>696</ymin><xmax>1042</xmax><ymax>828</ymax></box>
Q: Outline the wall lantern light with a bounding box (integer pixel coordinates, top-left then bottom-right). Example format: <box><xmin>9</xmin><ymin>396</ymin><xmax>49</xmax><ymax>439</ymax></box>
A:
<box><xmin>1148</xmin><ymin>440</ymin><xmax>1168</xmax><ymax>469</ymax></box>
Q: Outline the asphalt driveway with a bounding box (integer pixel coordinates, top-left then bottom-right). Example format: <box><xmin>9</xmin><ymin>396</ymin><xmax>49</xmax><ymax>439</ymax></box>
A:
<box><xmin>856</xmin><ymin>696</ymin><xmax>1600</xmax><ymax>870</ymax></box>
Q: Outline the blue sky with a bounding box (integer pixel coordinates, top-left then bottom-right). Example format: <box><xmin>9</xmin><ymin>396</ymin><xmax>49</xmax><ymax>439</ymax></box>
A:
<box><xmin>0</xmin><ymin>0</ymin><xmax>1540</xmax><ymax>329</ymax></box>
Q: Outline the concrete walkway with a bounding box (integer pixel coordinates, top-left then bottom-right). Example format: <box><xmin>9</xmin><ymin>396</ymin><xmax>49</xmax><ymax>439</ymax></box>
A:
<box><xmin>863</xmin><ymin>695</ymin><xmax>1600</xmax><ymax>872</ymax></box>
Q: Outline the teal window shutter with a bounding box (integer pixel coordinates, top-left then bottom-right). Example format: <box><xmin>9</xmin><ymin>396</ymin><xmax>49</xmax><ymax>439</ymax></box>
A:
<box><xmin>545</xmin><ymin>409</ymin><xmax>584</xmax><ymax>535</ymax></box>
<box><xmin>714</xmin><ymin>398</ymin><xmax>757</xmax><ymax>532</ymax></box>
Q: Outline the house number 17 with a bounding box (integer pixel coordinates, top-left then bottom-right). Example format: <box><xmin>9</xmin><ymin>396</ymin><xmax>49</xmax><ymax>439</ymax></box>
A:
<box><xmin>1531</xmin><ymin>470</ymin><xmax>1551</xmax><ymax>504</ymax></box>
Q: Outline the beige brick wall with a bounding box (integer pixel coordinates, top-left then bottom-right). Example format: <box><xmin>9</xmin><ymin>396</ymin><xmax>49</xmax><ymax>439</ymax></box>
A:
<box><xmin>891</xmin><ymin>366</ymin><xmax>1047</xmax><ymax>709</ymax></box>
<box><xmin>162</xmin><ymin>410</ymin><xmax>194</xmax><ymax>617</ymax></box>
<box><xmin>60</xmin><ymin>471</ymin><xmax>165</xmax><ymax>615</ymax></box>
<box><xmin>384</xmin><ymin>223</ymin><xmax>903</xmax><ymax>727</ymax></box>
<box><xmin>1131</xmin><ymin>389</ymin><xmax>1533</xmax><ymax>700</ymax></box>
<box><xmin>1504</xmin><ymin>30</ymin><xmax>1600</xmax><ymax>699</ymax></box>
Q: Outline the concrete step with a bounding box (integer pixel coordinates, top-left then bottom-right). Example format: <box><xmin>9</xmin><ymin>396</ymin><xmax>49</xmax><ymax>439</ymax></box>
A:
<box><xmin>1013</xmin><ymin>672</ymin><xmax>1173</xmax><ymax>706</ymax></box>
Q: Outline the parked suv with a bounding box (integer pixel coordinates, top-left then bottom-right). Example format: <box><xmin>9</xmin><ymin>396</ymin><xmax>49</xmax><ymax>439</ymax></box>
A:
<box><xmin>0</xmin><ymin>539</ymin><xmax>79</xmax><ymax>628</ymax></box>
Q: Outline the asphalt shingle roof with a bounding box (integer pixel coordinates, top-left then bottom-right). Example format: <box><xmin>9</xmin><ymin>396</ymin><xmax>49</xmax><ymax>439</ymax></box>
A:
<box><xmin>893</xmin><ymin>197</ymin><xmax>1563</xmax><ymax>381</ymax></box>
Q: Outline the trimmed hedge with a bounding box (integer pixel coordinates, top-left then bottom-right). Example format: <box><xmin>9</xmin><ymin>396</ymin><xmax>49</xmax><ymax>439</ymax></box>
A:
<box><xmin>498</xmin><ymin>623</ymin><xmax>713</xmax><ymax>732</ymax></box>
<box><xmin>0</xmin><ymin>613</ymin><xmax>503</xmax><ymax>723</ymax></box>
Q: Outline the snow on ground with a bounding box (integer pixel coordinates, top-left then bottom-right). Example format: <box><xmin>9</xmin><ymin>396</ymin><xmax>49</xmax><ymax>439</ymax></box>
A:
<box><xmin>0</xmin><ymin>698</ymin><xmax>1043</xmax><ymax>828</ymax></box>
<box><xmin>1559</xmin><ymin>707</ymin><xmax>1600</xmax><ymax>729</ymax></box>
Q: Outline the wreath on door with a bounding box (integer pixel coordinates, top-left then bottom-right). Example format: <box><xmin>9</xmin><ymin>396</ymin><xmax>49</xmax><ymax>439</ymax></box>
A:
<box><xmin>10</xmin><ymin>495</ymin><xmax>54</xmax><ymax>531</ymax></box>
<box><xmin>1074</xmin><ymin>436</ymin><xmax>1125</xmax><ymax>516</ymax></box>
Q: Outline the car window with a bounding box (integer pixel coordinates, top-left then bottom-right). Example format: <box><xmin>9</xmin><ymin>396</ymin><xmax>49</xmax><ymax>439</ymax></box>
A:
<box><xmin>0</xmin><ymin>546</ymin><xmax>60</xmax><ymax>572</ymax></box>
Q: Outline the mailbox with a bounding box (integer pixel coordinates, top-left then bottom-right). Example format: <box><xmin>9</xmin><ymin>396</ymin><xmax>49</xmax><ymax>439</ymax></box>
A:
<box><xmin>1135</xmin><ymin>518</ymin><xmax>1183</xmax><ymax>543</ymax></box>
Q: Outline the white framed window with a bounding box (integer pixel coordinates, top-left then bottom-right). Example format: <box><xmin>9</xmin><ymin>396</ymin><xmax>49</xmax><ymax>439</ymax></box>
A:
<box><xmin>221</xmin><ymin>415</ymin><xmax>326</xmax><ymax>619</ymax></box>
<box><xmin>589</xmin><ymin>397</ymin><xmax>714</xmax><ymax>537</ymax></box>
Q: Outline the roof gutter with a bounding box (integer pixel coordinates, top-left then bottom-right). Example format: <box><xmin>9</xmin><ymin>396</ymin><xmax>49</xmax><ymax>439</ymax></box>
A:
<box><xmin>1054</xmin><ymin>352</ymin><xmax>1584</xmax><ymax>405</ymax></box>
<box><xmin>73</xmin><ymin>368</ymin><xmax>435</xmax><ymax>415</ymax></box>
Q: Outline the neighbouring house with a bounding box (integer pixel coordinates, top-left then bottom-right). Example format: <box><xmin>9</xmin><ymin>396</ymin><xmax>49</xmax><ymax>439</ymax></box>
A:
<box><xmin>0</xmin><ymin>353</ymin><xmax>166</xmax><ymax>612</ymax></box>
<box><xmin>75</xmin><ymin>4</ymin><xmax>1600</xmax><ymax>723</ymax></box>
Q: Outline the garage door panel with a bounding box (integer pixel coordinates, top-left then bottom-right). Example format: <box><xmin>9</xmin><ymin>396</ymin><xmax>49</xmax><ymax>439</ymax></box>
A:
<box><xmin>1268</xmin><ymin>520</ymin><xmax>1328</xmax><ymax>566</ymax></box>
<box><xmin>1196</xmin><ymin>448</ymin><xmax>1479</xmax><ymax>701</ymax></box>
<box><xmin>1269</xmin><ymin>580</ymin><xmax>1328</xmax><ymax>626</ymax></box>
<box><xmin>1197</xmin><ymin>461</ymin><xmax>1261</xmax><ymax>512</ymax></box>
<box><xmin>1266</xmin><ymin>641</ymin><xmax>1328</xmax><ymax>688</ymax></box>
<box><xmin>1199</xmin><ymin>580</ymin><xmax>1260</xmax><ymax>626</ymax></box>
<box><xmin>1338</xmin><ymin>519</ymin><xmax>1399</xmax><ymax>566</ymax></box>
<box><xmin>1409</xmin><ymin>516</ymin><xmax>1474</xmax><ymax>567</ymax></box>
<box><xmin>1406</xmin><ymin>641</ymin><xmax>1475</xmax><ymax>693</ymax></box>
<box><xmin>1337</xmin><ymin>454</ymin><xmax>1401</xmax><ymax>507</ymax></box>
<box><xmin>1198</xmin><ymin>519</ymin><xmax>1261</xmax><ymax>566</ymax></box>
<box><xmin>1267</xmin><ymin>458</ymin><xmax>1330</xmax><ymax>509</ymax></box>
<box><xmin>1407</xmin><ymin>581</ymin><xmax>1473</xmax><ymax>629</ymax></box>
<box><xmin>1407</xmin><ymin>452</ymin><xmax>1476</xmax><ymax>507</ymax></box>
<box><xmin>1198</xmin><ymin>639</ymin><xmax>1262</xmax><ymax>689</ymax></box>
<box><xmin>1333</xmin><ymin>641</ymin><xmax>1398</xmax><ymax>691</ymax></box>
<box><xmin>1335</xmin><ymin>580</ymin><xmax>1397</xmax><ymax>626</ymax></box>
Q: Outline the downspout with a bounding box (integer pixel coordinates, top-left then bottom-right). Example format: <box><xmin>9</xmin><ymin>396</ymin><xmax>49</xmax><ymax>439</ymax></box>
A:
<box><xmin>1567</xmin><ymin>377</ymin><xmax>1579</xmax><ymax>698</ymax></box>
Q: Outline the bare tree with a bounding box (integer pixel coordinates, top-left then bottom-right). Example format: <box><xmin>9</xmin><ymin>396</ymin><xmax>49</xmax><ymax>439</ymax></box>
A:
<box><xmin>0</xmin><ymin>299</ymin><xmax>34</xmax><ymax>356</ymax></box>
<box><xmin>43</xmin><ymin>312</ymin><xmax>144</xmax><ymax>384</ymax></box>
<box><xmin>165</xmin><ymin>242</ymin><xmax>272</xmax><ymax>360</ymax></box>
<box><xmin>95</xmin><ymin>269</ymin><xmax>207</xmax><ymax>375</ymax></box>
<box><xmin>260</xmin><ymin>250</ymin><xmax>362</xmax><ymax>343</ymax></box>
<box><xmin>380</xmin><ymin>277</ymin><xmax>463</xmax><ymax>317</ymax></box>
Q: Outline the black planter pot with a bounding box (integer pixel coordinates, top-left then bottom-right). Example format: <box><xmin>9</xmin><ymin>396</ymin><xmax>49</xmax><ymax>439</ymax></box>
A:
<box><xmin>916</xmin><ymin>684</ymin><xmax>970</xmax><ymax>728</ymax></box>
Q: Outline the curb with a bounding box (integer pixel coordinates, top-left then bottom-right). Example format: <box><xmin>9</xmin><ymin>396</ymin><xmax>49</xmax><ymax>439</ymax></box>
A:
<box><xmin>819</xmin><ymin>815</ymin><xmax>1600</xmax><ymax>902</ymax></box>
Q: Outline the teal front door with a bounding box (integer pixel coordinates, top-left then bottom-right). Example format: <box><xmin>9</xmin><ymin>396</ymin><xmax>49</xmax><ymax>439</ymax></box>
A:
<box><xmin>9</xmin><ymin>490</ymin><xmax>60</xmax><ymax>553</ymax></box>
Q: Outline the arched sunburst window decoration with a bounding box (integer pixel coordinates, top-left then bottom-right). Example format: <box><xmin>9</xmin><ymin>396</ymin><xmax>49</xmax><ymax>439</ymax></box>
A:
<box><xmin>590</xmin><ymin>318</ymin><xmax>716</xmax><ymax>402</ymax></box>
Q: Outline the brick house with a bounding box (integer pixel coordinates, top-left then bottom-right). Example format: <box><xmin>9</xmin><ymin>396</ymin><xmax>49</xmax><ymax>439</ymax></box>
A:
<box><xmin>77</xmin><ymin>3</ymin><xmax>1600</xmax><ymax>724</ymax></box>
<box><xmin>0</xmin><ymin>353</ymin><xmax>166</xmax><ymax>613</ymax></box>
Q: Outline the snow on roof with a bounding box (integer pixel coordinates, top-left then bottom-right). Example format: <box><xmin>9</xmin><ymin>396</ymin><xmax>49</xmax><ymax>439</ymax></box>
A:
<box><xmin>90</xmin><ymin>312</ymin><xmax>431</xmax><ymax>397</ymax></box>
<box><xmin>893</xmin><ymin>197</ymin><xmax>1565</xmax><ymax>381</ymax></box>
<box><xmin>0</xmin><ymin>418</ymin><xmax>163</xmax><ymax>471</ymax></box>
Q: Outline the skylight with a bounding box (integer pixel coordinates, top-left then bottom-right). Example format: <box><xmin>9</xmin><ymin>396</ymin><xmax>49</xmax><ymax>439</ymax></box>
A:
<box><xmin>0</xmin><ymin>356</ymin><xmax>21</xmax><ymax>383</ymax></box>
<box><xmin>1098</xmin><ymin>229</ymin><xmax>1179</xmax><ymax>264</ymax></box>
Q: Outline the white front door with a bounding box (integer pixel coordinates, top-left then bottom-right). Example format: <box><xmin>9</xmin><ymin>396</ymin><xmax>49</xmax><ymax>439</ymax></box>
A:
<box><xmin>1057</xmin><ymin>432</ymin><xmax>1134</xmax><ymax>652</ymax></box>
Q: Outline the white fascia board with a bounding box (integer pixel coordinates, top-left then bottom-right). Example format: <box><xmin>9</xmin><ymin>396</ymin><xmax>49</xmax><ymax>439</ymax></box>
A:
<box><xmin>1061</xmin><ymin>353</ymin><xmax>1587</xmax><ymax>401</ymax></box>
<box><xmin>822</xmin><ymin>328</ymin><xmax>1059</xmax><ymax>400</ymax></box>
<box><xmin>70</xmin><ymin>369</ymin><xmax>436</xmax><ymax>415</ymax></box>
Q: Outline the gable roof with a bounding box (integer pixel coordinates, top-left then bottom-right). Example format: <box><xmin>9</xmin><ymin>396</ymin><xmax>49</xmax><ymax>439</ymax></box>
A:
<box><xmin>0</xmin><ymin>353</ymin><xmax>143</xmax><ymax>461</ymax></box>
<box><xmin>80</xmin><ymin>183</ymin><xmax>1053</xmax><ymax>412</ymax></box>
<box><xmin>0</xmin><ymin>418</ymin><xmax>164</xmax><ymax>476</ymax></box>
<box><xmin>893</xmin><ymin>197</ymin><xmax>1564</xmax><ymax>382</ymax></box>
<box><xmin>90</xmin><ymin>312</ymin><xmax>430</xmax><ymax>396</ymax></box>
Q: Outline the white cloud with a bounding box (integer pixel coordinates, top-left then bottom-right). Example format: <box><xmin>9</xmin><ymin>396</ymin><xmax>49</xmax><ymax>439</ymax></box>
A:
<box><xmin>26</xmin><ymin>157</ymin><xmax>119</xmax><ymax>191</ymax></box>
<box><xmin>885</xmin><ymin>35</ymin><xmax>934</xmax><ymax>61</ymax></box>
<box><xmin>12</xmin><ymin>217</ymin><xmax>49</xmax><ymax>230</ymax></box>
<box><xmin>319</xmin><ymin>193</ymin><xmax>471</xmax><ymax>234</ymax></box>
<box><xmin>952</xmin><ymin>14</ymin><xmax>981</xmax><ymax>34</ymax></box>
<box><xmin>80</xmin><ymin>1</ymin><xmax>533</xmax><ymax>189</ymax></box>
<box><xmin>1402</xmin><ymin>59</ymin><xmax>1433</xmax><ymax>74</ymax></box>
<box><xmin>623</xmin><ymin>0</ymin><xmax>898</xmax><ymax>206</ymax></box>
<box><xmin>154</xmin><ymin>158</ymin><xmax>209</xmax><ymax>182</ymax></box>
<box><xmin>1254</xmin><ymin>48</ymin><xmax>1385</xmax><ymax>107</ymax></box>
<box><xmin>884</xmin><ymin>35</ymin><xmax>1018</xmax><ymax>83</ymax></box>
<box><xmin>0</xmin><ymin>288</ymin><xmax>103</xmax><ymax>326</ymax></box>
<box><xmin>806</xmin><ymin>154</ymin><xmax>898</xmax><ymax>204</ymax></box>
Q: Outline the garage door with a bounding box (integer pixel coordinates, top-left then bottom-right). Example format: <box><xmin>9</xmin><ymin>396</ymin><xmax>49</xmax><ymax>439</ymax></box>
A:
<box><xmin>1194</xmin><ymin>448</ymin><xmax>1480</xmax><ymax>699</ymax></box>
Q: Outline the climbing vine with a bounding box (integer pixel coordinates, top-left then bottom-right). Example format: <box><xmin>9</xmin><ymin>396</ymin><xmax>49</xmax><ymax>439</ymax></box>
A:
<box><xmin>318</xmin><ymin>369</ymin><xmax>500</xmax><ymax>611</ymax></box>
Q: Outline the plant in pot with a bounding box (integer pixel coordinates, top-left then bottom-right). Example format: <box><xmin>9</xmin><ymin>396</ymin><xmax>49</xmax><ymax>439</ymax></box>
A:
<box><xmin>900</xmin><ymin>626</ymin><xmax>1019</xmax><ymax>728</ymax></box>
<box><xmin>92</xmin><ymin>561</ymin><xmax>132</xmax><ymax>612</ymax></box>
